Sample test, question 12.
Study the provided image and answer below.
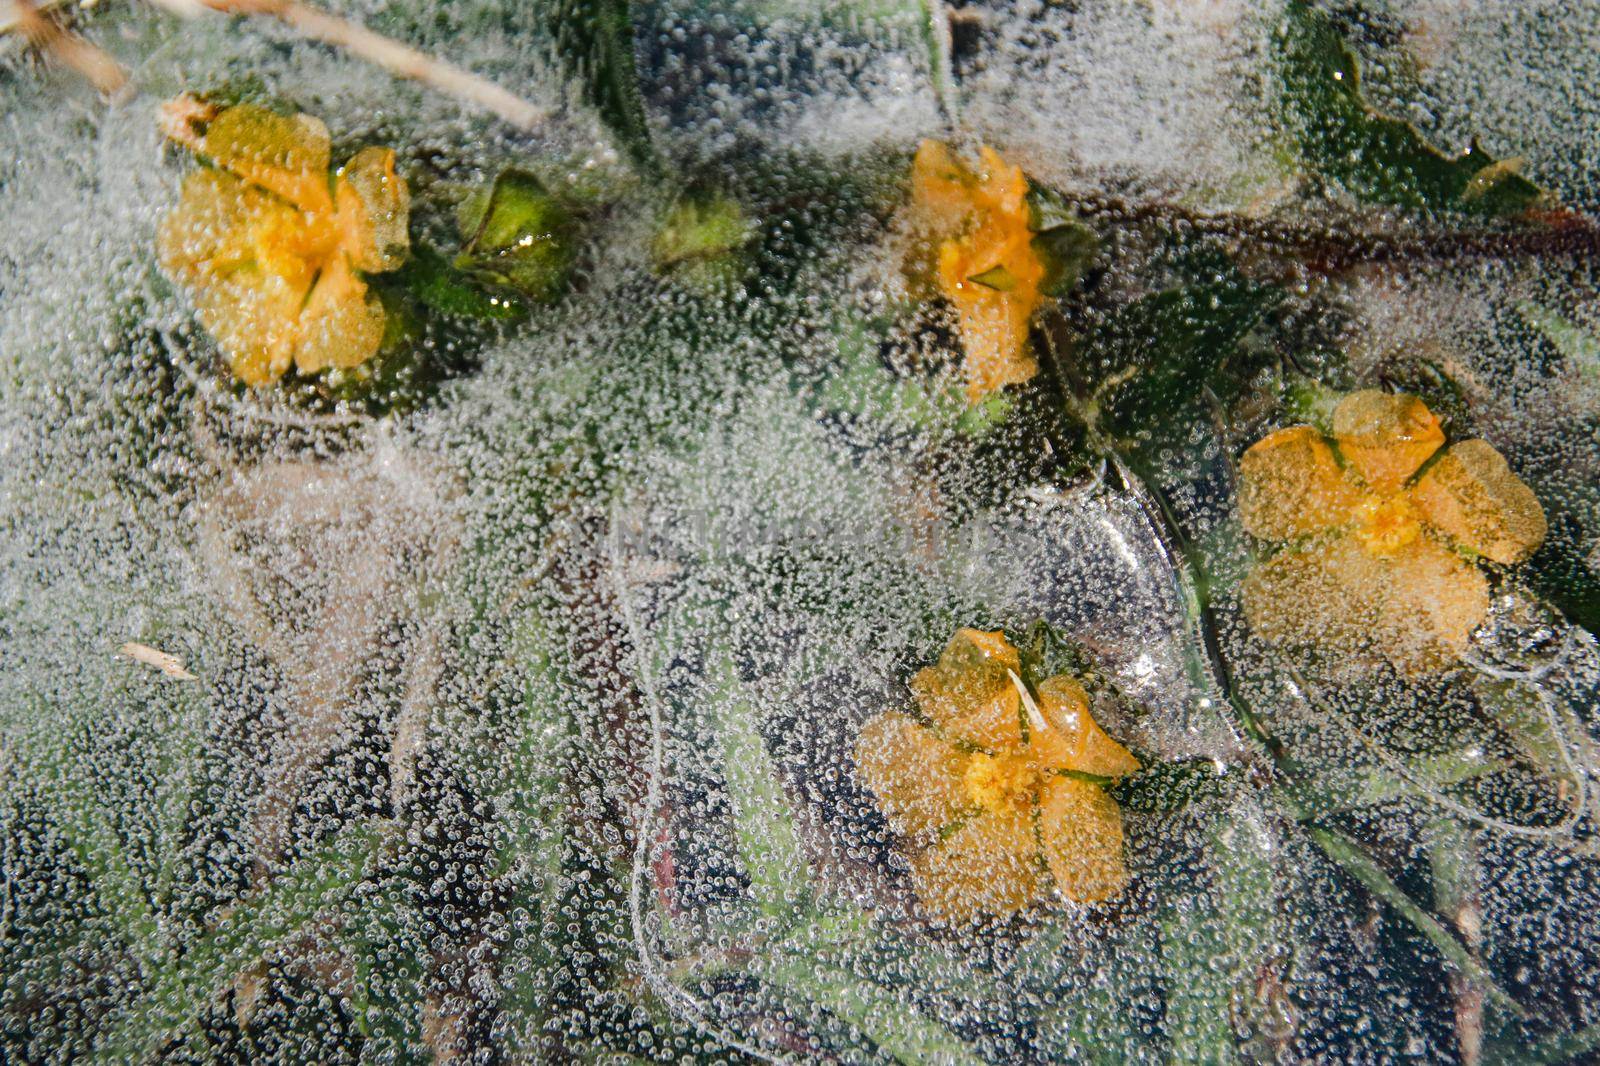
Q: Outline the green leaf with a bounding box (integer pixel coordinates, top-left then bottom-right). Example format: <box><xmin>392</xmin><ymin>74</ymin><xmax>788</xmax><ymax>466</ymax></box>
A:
<box><xmin>178</xmin><ymin>824</ymin><xmax>387</xmax><ymax>999</ymax></box>
<box><xmin>760</xmin><ymin>951</ymin><xmax>986</xmax><ymax>1066</ymax></box>
<box><xmin>652</xmin><ymin>193</ymin><xmax>752</xmax><ymax>268</ymax></box>
<box><xmin>1277</xmin><ymin>0</ymin><xmax>1542</xmax><ymax>216</ymax></box>
<box><xmin>1032</xmin><ymin>222</ymin><xmax>1099</xmax><ymax>299</ymax></box>
<box><xmin>549</xmin><ymin>0</ymin><xmax>658</xmax><ymax>174</ymax></box>
<box><xmin>917</xmin><ymin>0</ymin><xmax>956</xmax><ymax>126</ymax></box>
<box><xmin>457</xmin><ymin>170</ymin><xmax>580</xmax><ymax>302</ymax></box>
<box><xmin>967</xmin><ymin>263</ymin><xmax>1018</xmax><ymax>292</ymax></box>
<box><xmin>1161</xmin><ymin>813</ymin><xmax>1278</xmax><ymax>1065</ymax></box>
<box><xmin>1111</xmin><ymin>758</ymin><xmax>1236</xmax><ymax>814</ymax></box>
<box><xmin>398</xmin><ymin>246</ymin><xmax>524</xmax><ymax>321</ymax></box>
<box><xmin>1504</xmin><ymin>1020</ymin><xmax>1600</xmax><ymax>1065</ymax></box>
<box><xmin>706</xmin><ymin>645</ymin><xmax>809</xmax><ymax>914</ymax></box>
<box><xmin>1078</xmin><ymin>257</ymin><xmax>1281</xmax><ymax>438</ymax></box>
<box><xmin>1282</xmin><ymin>747</ymin><xmax>1505</xmax><ymax>819</ymax></box>
<box><xmin>93</xmin><ymin>822</ymin><xmax>391</xmax><ymax>1060</ymax></box>
<box><xmin>1307</xmin><ymin>825</ymin><xmax>1522</xmax><ymax>1016</ymax></box>
<box><xmin>1519</xmin><ymin>301</ymin><xmax>1600</xmax><ymax>382</ymax></box>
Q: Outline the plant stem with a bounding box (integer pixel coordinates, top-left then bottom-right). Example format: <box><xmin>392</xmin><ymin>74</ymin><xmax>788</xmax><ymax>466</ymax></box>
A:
<box><xmin>1309</xmin><ymin>825</ymin><xmax>1521</xmax><ymax>1017</ymax></box>
<box><xmin>7</xmin><ymin>0</ymin><xmax>128</xmax><ymax>96</ymax></box>
<box><xmin>145</xmin><ymin>0</ymin><xmax>548</xmax><ymax>129</ymax></box>
<box><xmin>1061</xmin><ymin>189</ymin><xmax>1600</xmax><ymax>274</ymax></box>
<box><xmin>1106</xmin><ymin>452</ymin><xmax>1287</xmax><ymax>767</ymax></box>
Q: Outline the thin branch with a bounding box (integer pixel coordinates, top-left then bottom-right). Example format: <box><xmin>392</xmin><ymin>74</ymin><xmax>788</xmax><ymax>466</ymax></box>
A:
<box><xmin>119</xmin><ymin>641</ymin><xmax>198</xmax><ymax>681</ymax></box>
<box><xmin>145</xmin><ymin>0</ymin><xmax>549</xmax><ymax>130</ymax></box>
<box><xmin>0</xmin><ymin>0</ymin><xmax>66</xmax><ymax>35</ymax></box>
<box><xmin>1063</xmin><ymin>189</ymin><xmax>1600</xmax><ymax>273</ymax></box>
<box><xmin>6</xmin><ymin>0</ymin><xmax>128</xmax><ymax>96</ymax></box>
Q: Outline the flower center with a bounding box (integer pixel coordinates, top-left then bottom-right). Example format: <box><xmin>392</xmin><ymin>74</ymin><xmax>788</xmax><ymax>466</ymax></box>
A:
<box><xmin>249</xmin><ymin>211</ymin><xmax>324</xmax><ymax>284</ymax></box>
<box><xmin>962</xmin><ymin>753</ymin><xmax>1042</xmax><ymax>812</ymax></box>
<box><xmin>1352</xmin><ymin>493</ymin><xmax>1422</xmax><ymax>557</ymax></box>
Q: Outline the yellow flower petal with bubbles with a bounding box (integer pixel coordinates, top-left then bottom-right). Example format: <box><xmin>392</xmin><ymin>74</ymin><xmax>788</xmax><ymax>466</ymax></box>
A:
<box><xmin>192</xmin><ymin>104</ymin><xmax>334</xmax><ymax>216</ymax></box>
<box><xmin>909</xmin><ymin>140</ymin><xmax>1045</xmax><ymax>403</ymax></box>
<box><xmin>1377</xmin><ymin>538</ymin><xmax>1490</xmax><ymax>673</ymax></box>
<box><xmin>1039</xmin><ymin>776</ymin><xmax>1130</xmax><ymax>904</ymax></box>
<box><xmin>159</xmin><ymin>169</ymin><xmax>314</xmax><ymax>287</ymax></box>
<box><xmin>854</xmin><ymin>711</ymin><xmax>970</xmax><ymax>838</ymax></box>
<box><xmin>160</xmin><ymin>100</ymin><xmax>413</xmax><ymax>386</ymax></box>
<box><xmin>910</xmin><ymin>663</ymin><xmax>1022</xmax><ymax>750</ymax></box>
<box><xmin>1238</xmin><ymin>425</ymin><xmax>1361</xmax><ymax>540</ymax></box>
<box><xmin>910</xmin><ymin>629</ymin><xmax>1028</xmax><ymax>750</ymax></box>
<box><xmin>1411</xmin><ymin>439</ymin><xmax>1547</xmax><ymax>564</ymax></box>
<box><xmin>939</xmin><ymin>627</ymin><xmax>1022</xmax><ymax>674</ymax></box>
<box><xmin>335</xmin><ymin>146</ymin><xmax>412</xmax><ymax>273</ymax></box>
<box><xmin>907</xmin><ymin>807</ymin><xmax>1041</xmax><ymax>923</ymax></box>
<box><xmin>1241</xmin><ymin>535</ymin><xmax>1384</xmax><ymax>663</ymax></box>
<box><xmin>1242</xmin><ymin>532</ymin><xmax>1488</xmax><ymax>674</ymax></box>
<box><xmin>293</xmin><ymin>256</ymin><xmax>386</xmax><ymax>374</ymax></box>
<box><xmin>1332</xmin><ymin>389</ymin><xmax>1445</xmax><ymax>493</ymax></box>
<box><xmin>910</xmin><ymin>139</ymin><xmax>980</xmax><ymax>233</ymax></box>
<box><xmin>1027</xmin><ymin>676</ymin><xmax>1142</xmax><ymax>778</ymax></box>
<box><xmin>193</xmin><ymin>271</ymin><xmax>305</xmax><ymax>386</ymax></box>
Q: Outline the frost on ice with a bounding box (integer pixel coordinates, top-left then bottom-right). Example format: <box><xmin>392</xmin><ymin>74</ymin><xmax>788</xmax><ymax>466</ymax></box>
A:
<box><xmin>7</xmin><ymin>0</ymin><xmax>1600</xmax><ymax>1062</ymax></box>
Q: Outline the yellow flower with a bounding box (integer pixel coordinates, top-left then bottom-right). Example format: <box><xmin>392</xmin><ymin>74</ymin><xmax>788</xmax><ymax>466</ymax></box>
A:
<box><xmin>908</xmin><ymin>141</ymin><xmax>1046</xmax><ymax>404</ymax></box>
<box><xmin>157</xmin><ymin>96</ymin><xmax>411</xmax><ymax>386</ymax></box>
<box><xmin>854</xmin><ymin>629</ymin><xmax>1140</xmax><ymax>923</ymax></box>
<box><xmin>1239</xmin><ymin>390</ymin><xmax>1547</xmax><ymax>673</ymax></box>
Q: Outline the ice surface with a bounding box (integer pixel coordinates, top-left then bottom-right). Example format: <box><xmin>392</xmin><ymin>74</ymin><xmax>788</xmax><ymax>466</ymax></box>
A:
<box><xmin>6</xmin><ymin>0</ymin><xmax>1600</xmax><ymax>1061</ymax></box>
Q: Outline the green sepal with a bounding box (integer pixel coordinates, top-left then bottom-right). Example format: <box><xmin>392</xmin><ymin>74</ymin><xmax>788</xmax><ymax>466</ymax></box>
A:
<box><xmin>967</xmin><ymin>263</ymin><xmax>1017</xmax><ymax>292</ymax></box>
<box><xmin>396</xmin><ymin>245</ymin><xmax>525</xmax><ymax>322</ymax></box>
<box><xmin>1031</xmin><ymin>222</ymin><xmax>1099</xmax><ymax>298</ymax></box>
<box><xmin>457</xmin><ymin>169</ymin><xmax>579</xmax><ymax>302</ymax></box>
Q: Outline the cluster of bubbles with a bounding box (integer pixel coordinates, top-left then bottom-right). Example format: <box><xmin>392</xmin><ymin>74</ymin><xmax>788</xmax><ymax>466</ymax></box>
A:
<box><xmin>5</xmin><ymin>0</ymin><xmax>1600</xmax><ymax>1061</ymax></box>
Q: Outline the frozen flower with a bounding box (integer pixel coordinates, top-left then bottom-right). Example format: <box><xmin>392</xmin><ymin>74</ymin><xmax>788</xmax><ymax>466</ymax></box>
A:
<box><xmin>854</xmin><ymin>628</ymin><xmax>1140</xmax><ymax>922</ymax></box>
<box><xmin>1240</xmin><ymin>390</ymin><xmax>1547</xmax><ymax>673</ymax></box>
<box><xmin>158</xmin><ymin>96</ymin><xmax>411</xmax><ymax>386</ymax></box>
<box><xmin>908</xmin><ymin>140</ymin><xmax>1046</xmax><ymax>404</ymax></box>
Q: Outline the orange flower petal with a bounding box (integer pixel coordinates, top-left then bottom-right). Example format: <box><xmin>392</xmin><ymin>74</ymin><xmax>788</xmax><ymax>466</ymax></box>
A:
<box><xmin>1241</xmin><ymin>536</ymin><xmax>1386</xmax><ymax>663</ymax></box>
<box><xmin>938</xmin><ymin>628</ymin><xmax>1022</xmax><ymax>674</ymax></box>
<box><xmin>910</xmin><ymin>139</ymin><xmax>979</xmax><ymax>232</ymax></box>
<box><xmin>910</xmin><ymin>664</ymin><xmax>1023</xmax><ymax>751</ymax></box>
<box><xmin>292</xmin><ymin>256</ymin><xmax>386</xmax><ymax>374</ymax></box>
<box><xmin>907</xmin><ymin>807</ymin><xmax>1042</xmax><ymax>922</ymax></box>
<box><xmin>1410</xmin><ymin>440</ymin><xmax>1547</xmax><ymax>564</ymax></box>
<box><xmin>1038</xmin><ymin>777</ymin><xmax>1129</xmax><ymax>903</ymax></box>
<box><xmin>334</xmin><ymin>146</ymin><xmax>411</xmax><ymax>273</ymax></box>
<box><xmin>158</xmin><ymin>169</ymin><xmax>304</xmax><ymax>284</ymax></box>
<box><xmin>853</xmin><ymin>712</ymin><xmax>970</xmax><ymax>838</ymax></box>
<box><xmin>945</xmin><ymin>267</ymin><xmax>1041</xmax><ymax>403</ymax></box>
<box><xmin>913</xmin><ymin>141</ymin><xmax>1045</xmax><ymax>402</ymax></box>
<box><xmin>1332</xmin><ymin>390</ymin><xmax>1445</xmax><ymax>494</ymax></box>
<box><xmin>1243</xmin><ymin>534</ymin><xmax>1489</xmax><ymax>673</ymax></box>
<box><xmin>910</xmin><ymin>629</ymin><xmax>1029</xmax><ymax>750</ymax></box>
<box><xmin>193</xmin><ymin>269</ymin><xmax>306</xmax><ymax>386</ymax></box>
<box><xmin>1026</xmin><ymin>676</ymin><xmax>1141</xmax><ymax>778</ymax></box>
<box><xmin>975</xmin><ymin>145</ymin><xmax>1030</xmax><ymax>215</ymax></box>
<box><xmin>1378</xmin><ymin>538</ymin><xmax>1490</xmax><ymax>673</ymax></box>
<box><xmin>1238</xmin><ymin>425</ymin><xmax>1361</xmax><ymax>540</ymax></box>
<box><xmin>198</xmin><ymin>104</ymin><xmax>333</xmax><ymax>216</ymax></box>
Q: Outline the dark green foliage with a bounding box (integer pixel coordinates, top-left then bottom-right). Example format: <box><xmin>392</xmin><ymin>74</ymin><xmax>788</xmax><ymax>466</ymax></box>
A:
<box><xmin>549</xmin><ymin>0</ymin><xmax>658</xmax><ymax>173</ymax></box>
<box><xmin>1071</xmin><ymin>255</ymin><xmax>1282</xmax><ymax>440</ymax></box>
<box><xmin>1277</xmin><ymin>0</ymin><xmax>1543</xmax><ymax>216</ymax></box>
<box><xmin>398</xmin><ymin>246</ymin><xmax>525</xmax><ymax>322</ymax></box>
<box><xmin>455</xmin><ymin>169</ymin><xmax>581</xmax><ymax>302</ymax></box>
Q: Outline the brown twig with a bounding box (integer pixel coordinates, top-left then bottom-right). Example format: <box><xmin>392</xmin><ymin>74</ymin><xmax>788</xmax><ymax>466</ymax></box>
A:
<box><xmin>1063</xmin><ymin>189</ymin><xmax>1600</xmax><ymax>274</ymax></box>
<box><xmin>6</xmin><ymin>0</ymin><xmax>128</xmax><ymax>96</ymax></box>
<box><xmin>145</xmin><ymin>0</ymin><xmax>548</xmax><ymax>129</ymax></box>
